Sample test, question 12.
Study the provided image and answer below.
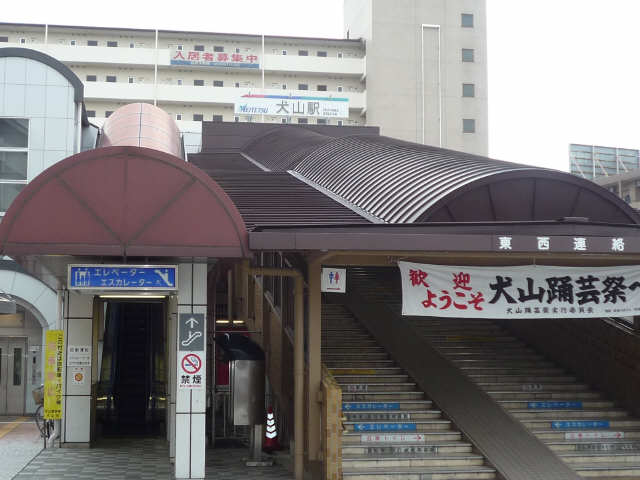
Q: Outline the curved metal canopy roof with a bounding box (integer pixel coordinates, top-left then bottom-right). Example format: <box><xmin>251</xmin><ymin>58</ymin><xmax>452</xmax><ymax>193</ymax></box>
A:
<box><xmin>241</xmin><ymin>128</ymin><xmax>640</xmax><ymax>225</ymax></box>
<box><xmin>0</xmin><ymin>146</ymin><xmax>249</xmax><ymax>257</ymax></box>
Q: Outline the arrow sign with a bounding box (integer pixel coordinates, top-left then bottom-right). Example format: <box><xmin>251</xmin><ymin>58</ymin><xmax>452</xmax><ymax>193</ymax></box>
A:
<box><xmin>186</xmin><ymin>317</ymin><xmax>199</xmax><ymax>328</ymax></box>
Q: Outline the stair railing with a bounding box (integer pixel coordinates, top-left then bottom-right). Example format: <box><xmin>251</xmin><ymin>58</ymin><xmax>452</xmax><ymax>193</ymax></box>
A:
<box><xmin>321</xmin><ymin>364</ymin><xmax>343</xmax><ymax>480</ymax></box>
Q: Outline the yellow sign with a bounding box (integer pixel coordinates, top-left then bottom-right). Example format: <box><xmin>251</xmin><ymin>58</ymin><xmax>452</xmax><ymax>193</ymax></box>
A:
<box><xmin>44</xmin><ymin>330</ymin><xmax>64</xmax><ymax>420</ymax></box>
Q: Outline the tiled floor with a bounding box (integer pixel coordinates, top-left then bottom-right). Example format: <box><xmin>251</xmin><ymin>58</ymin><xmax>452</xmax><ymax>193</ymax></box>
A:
<box><xmin>0</xmin><ymin>417</ymin><xmax>43</xmax><ymax>480</ymax></box>
<box><xmin>11</xmin><ymin>436</ymin><xmax>293</xmax><ymax>479</ymax></box>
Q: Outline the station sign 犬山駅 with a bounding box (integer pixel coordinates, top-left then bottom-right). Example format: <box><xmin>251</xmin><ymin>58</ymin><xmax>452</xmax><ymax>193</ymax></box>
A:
<box><xmin>171</xmin><ymin>49</ymin><xmax>259</xmax><ymax>69</ymax></box>
<box><xmin>68</xmin><ymin>265</ymin><xmax>177</xmax><ymax>291</ymax></box>
<box><xmin>234</xmin><ymin>94</ymin><xmax>349</xmax><ymax>118</ymax></box>
<box><xmin>399</xmin><ymin>261</ymin><xmax>640</xmax><ymax>319</ymax></box>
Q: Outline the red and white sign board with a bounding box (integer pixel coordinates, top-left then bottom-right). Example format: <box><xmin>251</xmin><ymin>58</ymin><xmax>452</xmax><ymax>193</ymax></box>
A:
<box><xmin>178</xmin><ymin>351</ymin><xmax>205</xmax><ymax>389</ymax></box>
<box><xmin>321</xmin><ymin>268</ymin><xmax>346</xmax><ymax>293</ymax></box>
<box><xmin>399</xmin><ymin>261</ymin><xmax>640</xmax><ymax>319</ymax></box>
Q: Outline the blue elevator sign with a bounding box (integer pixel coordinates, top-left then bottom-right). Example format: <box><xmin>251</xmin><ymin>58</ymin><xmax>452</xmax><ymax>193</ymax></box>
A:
<box><xmin>68</xmin><ymin>265</ymin><xmax>178</xmax><ymax>290</ymax></box>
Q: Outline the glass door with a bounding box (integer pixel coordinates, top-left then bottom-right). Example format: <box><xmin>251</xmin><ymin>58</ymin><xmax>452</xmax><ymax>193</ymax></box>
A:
<box><xmin>0</xmin><ymin>337</ymin><xmax>26</xmax><ymax>415</ymax></box>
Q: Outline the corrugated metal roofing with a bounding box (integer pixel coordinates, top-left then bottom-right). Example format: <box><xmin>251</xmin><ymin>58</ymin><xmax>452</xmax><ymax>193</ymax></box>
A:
<box><xmin>197</xmin><ymin>169</ymin><xmax>370</xmax><ymax>229</ymax></box>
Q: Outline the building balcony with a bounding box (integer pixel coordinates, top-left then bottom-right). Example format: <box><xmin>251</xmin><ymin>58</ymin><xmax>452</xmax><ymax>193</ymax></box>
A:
<box><xmin>7</xmin><ymin>43</ymin><xmax>364</xmax><ymax>75</ymax></box>
<box><xmin>84</xmin><ymin>83</ymin><xmax>366</xmax><ymax>110</ymax></box>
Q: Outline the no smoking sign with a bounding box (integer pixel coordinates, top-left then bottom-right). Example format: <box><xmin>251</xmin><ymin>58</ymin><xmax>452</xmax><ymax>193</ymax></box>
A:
<box><xmin>179</xmin><ymin>352</ymin><xmax>204</xmax><ymax>389</ymax></box>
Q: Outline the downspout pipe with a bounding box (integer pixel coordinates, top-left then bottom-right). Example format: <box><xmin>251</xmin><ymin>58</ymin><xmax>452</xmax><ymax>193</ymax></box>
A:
<box><xmin>249</xmin><ymin>267</ymin><xmax>304</xmax><ymax>480</ymax></box>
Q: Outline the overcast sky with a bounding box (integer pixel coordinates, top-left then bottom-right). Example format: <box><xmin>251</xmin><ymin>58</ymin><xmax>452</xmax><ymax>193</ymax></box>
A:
<box><xmin>4</xmin><ymin>0</ymin><xmax>640</xmax><ymax>172</ymax></box>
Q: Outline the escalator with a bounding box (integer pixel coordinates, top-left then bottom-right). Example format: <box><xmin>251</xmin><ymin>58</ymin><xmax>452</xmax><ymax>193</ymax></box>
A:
<box><xmin>97</xmin><ymin>301</ymin><xmax>167</xmax><ymax>436</ymax></box>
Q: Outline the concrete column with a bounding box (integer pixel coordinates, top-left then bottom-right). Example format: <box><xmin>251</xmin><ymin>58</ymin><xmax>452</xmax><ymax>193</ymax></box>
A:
<box><xmin>306</xmin><ymin>260</ymin><xmax>322</xmax><ymax>471</ymax></box>
<box><xmin>62</xmin><ymin>290</ymin><xmax>94</xmax><ymax>445</ymax></box>
<box><xmin>175</xmin><ymin>263</ymin><xmax>208</xmax><ymax>479</ymax></box>
<box><xmin>168</xmin><ymin>295</ymin><xmax>177</xmax><ymax>463</ymax></box>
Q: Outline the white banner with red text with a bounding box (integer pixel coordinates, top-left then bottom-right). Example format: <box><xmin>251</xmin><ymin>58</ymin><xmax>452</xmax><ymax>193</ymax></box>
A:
<box><xmin>398</xmin><ymin>261</ymin><xmax>640</xmax><ymax>319</ymax></box>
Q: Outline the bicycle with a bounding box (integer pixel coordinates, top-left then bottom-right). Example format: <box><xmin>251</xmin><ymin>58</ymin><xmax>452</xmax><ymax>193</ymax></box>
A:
<box><xmin>32</xmin><ymin>385</ymin><xmax>53</xmax><ymax>438</ymax></box>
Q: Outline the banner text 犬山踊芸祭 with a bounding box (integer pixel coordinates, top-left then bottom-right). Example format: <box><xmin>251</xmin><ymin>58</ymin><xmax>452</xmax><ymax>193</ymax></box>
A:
<box><xmin>399</xmin><ymin>262</ymin><xmax>640</xmax><ymax>319</ymax></box>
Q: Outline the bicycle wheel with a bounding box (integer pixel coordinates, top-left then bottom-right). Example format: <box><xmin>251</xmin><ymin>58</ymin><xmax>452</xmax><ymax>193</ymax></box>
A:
<box><xmin>35</xmin><ymin>405</ymin><xmax>46</xmax><ymax>437</ymax></box>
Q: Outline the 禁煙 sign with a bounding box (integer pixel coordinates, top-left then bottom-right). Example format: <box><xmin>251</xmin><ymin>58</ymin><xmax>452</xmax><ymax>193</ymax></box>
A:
<box><xmin>399</xmin><ymin>261</ymin><xmax>640</xmax><ymax>319</ymax></box>
<box><xmin>68</xmin><ymin>265</ymin><xmax>177</xmax><ymax>290</ymax></box>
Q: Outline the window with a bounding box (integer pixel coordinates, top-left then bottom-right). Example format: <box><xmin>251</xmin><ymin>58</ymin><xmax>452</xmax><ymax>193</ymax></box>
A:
<box><xmin>337</xmin><ymin>120</ymin><xmax>343</xmax><ymax>126</ymax></box>
<box><xmin>128</xmin><ymin>76</ymin><xmax>135</xmax><ymax>84</ymax></box>
<box><xmin>317</xmin><ymin>85</ymin><xmax>327</xmax><ymax>92</ymax></box>
<box><xmin>105</xmin><ymin>111</ymin><xmax>113</xmax><ymax>118</ymax></box>
<box><xmin>86</xmin><ymin>75</ymin><xmax>97</xmax><ymax>82</ymax></box>
<box><xmin>282</xmin><ymin>84</ymin><xmax>287</xmax><ymax>90</ymax></box>
<box><xmin>87</xmin><ymin>40</ymin><xmax>98</xmax><ymax>46</ymax></box>
<box><xmin>129</xmin><ymin>43</ymin><xmax>135</xmax><ymax>48</ymax></box>
<box><xmin>13</xmin><ymin>348</ymin><xmax>22</xmax><ymax>386</ymax></box>
<box><xmin>461</xmin><ymin>13</ymin><xmax>474</xmax><ymax>28</ymax></box>
<box><xmin>463</xmin><ymin>118</ymin><xmax>476</xmax><ymax>133</ymax></box>
<box><xmin>297</xmin><ymin>118</ymin><xmax>308</xmax><ymax>124</ymax></box>
<box><xmin>213</xmin><ymin>46</ymin><xmax>224</xmax><ymax>52</ymax></box>
<box><xmin>176</xmin><ymin>45</ymin><xmax>183</xmax><ymax>51</ymax></box>
<box><xmin>462</xmin><ymin>83</ymin><xmax>475</xmax><ymax>97</ymax></box>
<box><xmin>194</xmin><ymin>45</ymin><xmax>205</xmax><ymax>51</ymax></box>
<box><xmin>236</xmin><ymin>48</ymin><xmax>241</xmax><ymax>53</ymax></box>
<box><xmin>234</xmin><ymin>116</ymin><xmax>239</xmax><ymax>122</ymax></box>
<box><xmin>194</xmin><ymin>79</ymin><xmax>204</xmax><ymax>86</ymax></box>
<box><xmin>70</xmin><ymin>40</ymin><xmax>76</xmax><ymax>46</ymax></box>
<box><xmin>212</xmin><ymin>115</ymin><xmax>223</xmax><ymax>122</ymax></box>
<box><xmin>176</xmin><ymin>114</ymin><xmax>182</xmax><ymax>121</ymax></box>
<box><xmin>337</xmin><ymin>52</ymin><xmax>343</xmax><ymax>59</ymax></box>
<box><xmin>213</xmin><ymin>80</ymin><xmax>224</xmax><ymax>87</ymax></box>
<box><xmin>298</xmin><ymin>84</ymin><xmax>308</xmax><ymax>90</ymax></box>
<box><xmin>337</xmin><ymin>85</ymin><xmax>343</xmax><ymax>92</ymax></box>
<box><xmin>193</xmin><ymin>114</ymin><xmax>204</xmax><ymax>121</ymax></box>
<box><xmin>0</xmin><ymin>37</ymin><xmax>8</xmax><ymax>43</ymax></box>
<box><xmin>282</xmin><ymin>50</ymin><xmax>287</xmax><ymax>55</ymax></box>
<box><xmin>19</xmin><ymin>38</ymin><xmax>26</xmax><ymax>44</ymax></box>
<box><xmin>317</xmin><ymin>51</ymin><xmax>327</xmax><ymax>57</ymax></box>
<box><xmin>298</xmin><ymin>50</ymin><xmax>308</xmax><ymax>56</ymax></box>
<box><xmin>462</xmin><ymin>48</ymin><xmax>475</xmax><ymax>62</ymax></box>
<box><xmin>177</xmin><ymin>79</ymin><xmax>183</xmax><ymax>86</ymax></box>
<box><xmin>106</xmin><ymin>75</ymin><xmax>117</xmax><ymax>83</ymax></box>
<box><xmin>86</xmin><ymin>110</ymin><xmax>96</xmax><ymax>118</ymax></box>
<box><xmin>281</xmin><ymin>118</ymin><xmax>287</xmax><ymax>124</ymax></box>
<box><xmin>0</xmin><ymin>118</ymin><xmax>29</xmax><ymax>212</ymax></box>
<box><xmin>235</xmin><ymin>82</ymin><xmax>240</xmax><ymax>88</ymax></box>
<box><xmin>317</xmin><ymin>118</ymin><xmax>327</xmax><ymax>125</ymax></box>
<box><xmin>107</xmin><ymin>41</ymin><xmax>118</xmax><ymax>47</ymax></box>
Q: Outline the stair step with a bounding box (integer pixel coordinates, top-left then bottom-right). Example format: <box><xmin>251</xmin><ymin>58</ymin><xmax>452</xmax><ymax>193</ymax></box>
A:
<box><xmin>337</xmin><ymin>383</ymin><xmax>418</xmax><ymax>393</ymax></box>
<box><xmin>511</xmin><ymin>409</ymin><xmax>628</xmax><ymax>420</ymax></box>
<box><xmin>342</xmin><ymin>442</ymin><xmax>473</xmax><ymax>455</ymax></box>
<box><xmin>548</xmin><ymin>438</ymin><xmax>640</xmax><ymax>452</ymax></box>
<box><xmin>342</xmin><ymin>392</ymin><xmax>425</xmax><ymax>402</ymax></box>
<box><xmin>343</xmin><ymin>419</ymin><xmax>452</xmax><ymax>432</ymax></box>
<box><xmin>525</xmin><ymin>419</ymin><xmax>640</xmax><ymax>429</ymax></box>
<box><xmin>333</xmin><ymin>375</ymin><xmax>411</xmax><ymax>383</ymax></box>
<box><xmin>572</xmin><ymin>462</ymin><xmax>640</xmax><ymax>476</ymax></box>
<box><xmin>343</xmin><ymin>401</ymin><xmax>434</xmax><ymax>411</ymax></box>
<box><xmin>342</xmin><ymin>452</ymin><xmax>486</xmax><ymax>468</ymax></box>
<box><xmin>345</xmin><ymin>410</ymin><xmax>443</xmax><ymax>421</ymax></box>
<box><xmin>497</xmin><ymin>400</ymin><xmax>612</xmax><ymax>409</ymax></box>
<box><xmin>467</xmin><ymin>374</ymin><xmax>577</xmax><ymax>383</ymax></box>
<box><xmin>342</xmin><ymin>465</ymin><xmax>496</xmax><ymax>479</ymax></box>
<box><xmin>489</xmin><ymin>391</ymin><xmax>601</xmax><ymax>400</ymax></box>
<box><xmin>342</xmin><ymin>431</ymin><xmax>463</xmax><ymax>443</ymax></box>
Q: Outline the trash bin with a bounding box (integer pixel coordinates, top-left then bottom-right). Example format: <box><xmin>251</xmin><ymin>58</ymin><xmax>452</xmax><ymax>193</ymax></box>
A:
<box><xmin>216</xmin><ymin>334</ymin><xmax>265</xmax><ymax>427</ymax></box>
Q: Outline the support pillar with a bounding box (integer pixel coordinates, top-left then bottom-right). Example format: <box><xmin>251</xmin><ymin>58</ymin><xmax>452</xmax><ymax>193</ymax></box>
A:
<box><xmin>175</xmin><ymin>263</ymin><xmax>208</xmax><ymax>479</ymax></box>
<box><xmin>306</xmin><ymin>260</ymin><xmax>322</xmax><ymax>474</ymax></box>
<box><xmin>61</xmin><ymin>290</ymin><xmax>94</xmax><ymax>445</ymax></box>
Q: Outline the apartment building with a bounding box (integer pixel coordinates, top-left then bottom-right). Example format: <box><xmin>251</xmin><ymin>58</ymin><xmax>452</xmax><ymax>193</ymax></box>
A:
<box><xmin>0</xmin><ymin>0</ymin><xmax>488</xmax><ymax>155</ymax></box>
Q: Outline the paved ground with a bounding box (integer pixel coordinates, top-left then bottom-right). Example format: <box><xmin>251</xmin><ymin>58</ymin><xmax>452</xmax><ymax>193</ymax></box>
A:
<box><xmin>10</xmin><ymin>435</ymin><xmax>293</xmax><ymax>479</ymax></box>
<box><xmin>0</xmin><ymin>416</ymin><xmax>43</xmax><ymax>480</ymax></box>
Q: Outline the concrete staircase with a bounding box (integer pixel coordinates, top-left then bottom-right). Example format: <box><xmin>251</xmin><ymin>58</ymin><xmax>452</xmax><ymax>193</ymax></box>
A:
<box><xmin>408</xmin><ymin>316</ymin><xmax>640</xmax><ymax>479</ymax></box>
<box><xmin>322</xmin><ymin>304</ymin><xmax>497</xmax><ymax>480</ymax></box>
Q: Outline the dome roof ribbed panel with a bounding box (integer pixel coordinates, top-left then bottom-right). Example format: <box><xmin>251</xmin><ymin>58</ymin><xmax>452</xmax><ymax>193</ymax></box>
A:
<box><xmin>293</xmin><ymin>136</ymin><xmax>536</xmax><ymax>223</ymax></box>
